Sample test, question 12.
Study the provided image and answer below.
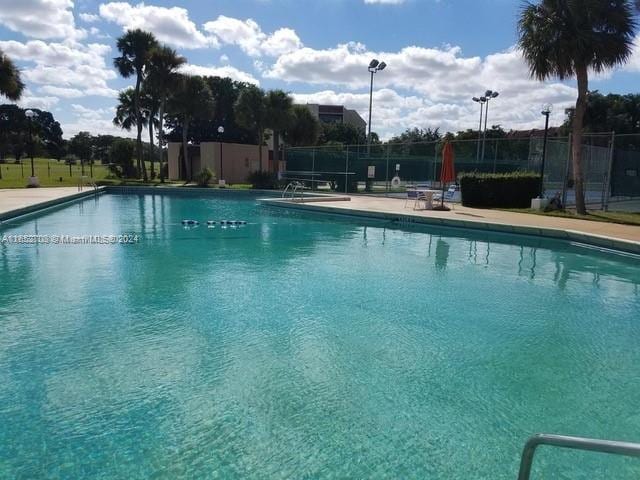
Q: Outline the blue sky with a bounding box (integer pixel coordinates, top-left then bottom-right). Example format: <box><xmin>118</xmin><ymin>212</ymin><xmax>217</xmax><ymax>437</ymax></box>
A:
<box><xmin>1</xmin><ymin>0</ymin><xmax>639</xmax><ymax>139</ymax></box>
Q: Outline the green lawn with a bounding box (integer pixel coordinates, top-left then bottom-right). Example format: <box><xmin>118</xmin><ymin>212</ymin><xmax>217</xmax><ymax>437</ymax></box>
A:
<box><xmin>507</xmin><ymin>208</ymin><xmax>640</xmax><ymax>227</ymax></box>
<box><xmin>0</xmin><ymin>158</ymin><xmax>176</xmax><ymax>188</ymax></box>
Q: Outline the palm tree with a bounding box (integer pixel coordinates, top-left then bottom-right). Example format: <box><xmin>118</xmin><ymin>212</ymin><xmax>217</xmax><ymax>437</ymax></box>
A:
<box><xmin>235</xmin><ymin>85</ymin><xmax>267</xmax><ymax>171</ymax></box>
<box><xmin>287</xmin><ymin>105</ymin><xmax>321</xmax><ymax>147</ymax></box>
<box><xmin>146</xmin><ymin>46</ymin><xmax>186</xmax><ymax>182</ymax></box>
<box><xmin>0</xmin><ymin>50</ymin><xmax>24</xmax><ymax>101</ymax></box>
<box><xmin>141</xmin><ymin>87</ymin><xmax>160</xmax><ymax>178</ymax></box>
<box><xmin>265</xmin><ymin>90</ymin><xmax>294</xmax><ymax>170</ymax></box>
<box><xmin>113</xmin><ymin>88</ymin><xmax>144</xmax><ymax>131</ymax></box>
<box><xmin>168</xmin><ymin>75</ymin><xmax>215</xmax><ymax>181</ymax></box>
<box><xmin>518</xmin><ymin>0</ymin><xmax>636</xmax><ymax>214</ymax></box>
<box><xmin>113</xmin><ymin>29</ymin><xmax>158</xmax><ymax>181</ymax></box>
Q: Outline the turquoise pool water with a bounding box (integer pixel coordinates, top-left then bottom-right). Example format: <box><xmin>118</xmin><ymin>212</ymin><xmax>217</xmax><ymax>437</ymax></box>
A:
<box><xmin>1</xmin><ymin>192</ymin><xmax>639</xmax><ymax>479</ymax></box>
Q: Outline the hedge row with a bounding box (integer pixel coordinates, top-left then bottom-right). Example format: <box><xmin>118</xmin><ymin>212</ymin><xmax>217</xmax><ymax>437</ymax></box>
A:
<box><xmin>459</xmin><ymin>171</ymin><xmax>541</xmax><ymax>208</ymax></box>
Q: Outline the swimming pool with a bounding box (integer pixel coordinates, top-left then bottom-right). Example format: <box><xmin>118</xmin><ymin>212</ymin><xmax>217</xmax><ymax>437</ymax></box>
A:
<box><xmin>1</xmin><ymin>191</ymin><xmax>639</xmax><ymax>479</ymax></box>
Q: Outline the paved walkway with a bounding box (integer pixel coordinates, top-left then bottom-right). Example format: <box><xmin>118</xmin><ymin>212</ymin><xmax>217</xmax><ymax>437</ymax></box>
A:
<box><xmin>266</xmin><ymin>195</ymin><xmax>640</xmax><ymax>250</ymax></box>
<box><xmin>0</xmin><ymin>187</ymin><xmax>85</xmax><ymax>216</ymax></box>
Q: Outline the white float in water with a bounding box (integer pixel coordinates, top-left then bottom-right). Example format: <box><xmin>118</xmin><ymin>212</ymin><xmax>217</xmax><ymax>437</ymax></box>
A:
<box><xmin>182</xmin><ymin>219</ymin><xmax>199</xmax><ymax>226</ymax></box>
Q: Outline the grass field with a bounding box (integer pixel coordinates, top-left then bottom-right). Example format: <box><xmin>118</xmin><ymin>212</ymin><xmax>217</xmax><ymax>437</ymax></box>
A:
<box><xmin>0</xmin><ymin>158</ymin><xmax>177</xmax><ymax>188</ymax></box>
<box><xmin>507</xmin><ymin>208</ymin><xmax>640</xmax><ymax>227</ymax></box>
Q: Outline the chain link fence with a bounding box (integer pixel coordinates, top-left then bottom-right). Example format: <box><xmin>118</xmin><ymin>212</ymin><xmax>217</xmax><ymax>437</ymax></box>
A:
<box><xmin>284</xmin><ymin>133</ymin><xmax>640</xmax><ymax>209</ymax></box>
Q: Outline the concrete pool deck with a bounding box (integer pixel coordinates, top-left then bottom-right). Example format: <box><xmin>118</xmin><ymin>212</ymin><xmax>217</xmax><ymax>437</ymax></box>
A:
<box><xmin>1</xmin><ymin>187</ymin><xmax>639</xmax><ymax>253</ymax></box>
<box><xmin>262</xmin><ymin>194</ymin><xmax>640</xmax><ymax>254</ymax></box>
<box><xmin>0</xmin><ymin>187</ymin><xmax>102</xmax><ymax>221</ymax></box>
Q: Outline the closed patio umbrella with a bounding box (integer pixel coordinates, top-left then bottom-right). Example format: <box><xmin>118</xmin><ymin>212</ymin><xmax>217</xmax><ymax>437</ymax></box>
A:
<box><xmin>436</xmin><ymin>141</ymin><xmax>456</xmax><ymax>210</ymax></box>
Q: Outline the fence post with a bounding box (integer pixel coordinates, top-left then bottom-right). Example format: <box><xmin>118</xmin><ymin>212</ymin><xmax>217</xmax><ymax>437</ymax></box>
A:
<box><xmin>345</xmin><ymin>147</ymin><xmax>349</xmax><ymax>194</ymax></box>
<box><xmin>602</xmin><ymin>131</ymin><xmax>615</xmax><ymax>211</ymax></box>
<box><xmin>561</xmin><ymin>133</ymin><xmax>571</xmax><ymax>207</ymax></box>
<box><xmin>385</xmin><ymin>144</ymin><xmax>389</xmax><ymax>195</ymax></box>
<box><xmin>20</xmin><ymin>161</ymin><xmax>24</xmax><ymax>178</ymax></box>
<box><xmin>311</xmin><ymin>148</ymin><xmax>315</xmax><ymax>192</ymax></box>
<box><xmin>493</xmin><ymin>139</ymin><xmax>498</xmax><ymax>173</ymax></box>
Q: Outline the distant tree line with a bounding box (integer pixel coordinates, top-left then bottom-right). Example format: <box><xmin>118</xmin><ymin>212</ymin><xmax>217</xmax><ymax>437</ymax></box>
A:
<box><xmin>0</xmin><ymin>105</ymin><xmax>64</xmax><ymax>162</ymax></box>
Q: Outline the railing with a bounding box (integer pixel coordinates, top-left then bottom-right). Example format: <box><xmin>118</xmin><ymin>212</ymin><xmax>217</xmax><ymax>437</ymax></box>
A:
<box><xmin>77</xmin><ymin>176</ymin><xmax>99</xmax><ymax>195</ymax></box>
<box><xmin>518</xmin><ymin>433</ymin><xmax>640</xmax><ymax>480</ymax></box>
<box><xmin>281</xmin><ymin>181</ymin><xmax>305</xmax><ymax>202</ymax></box>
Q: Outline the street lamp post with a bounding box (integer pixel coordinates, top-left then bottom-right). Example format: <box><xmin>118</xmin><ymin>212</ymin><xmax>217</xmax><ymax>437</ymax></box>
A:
<box><xmin>24</xmin><ymin>109</ymin><xmax>39</xmax><ymax>187</ymax></box>
<box><xmin>472</xmin><ymin>96</ymin><xmax>487</xmax><ymax>162</ymax></box>
<box><xmin>481</xmin><ymin>90</ymin><xmax>499</xmax><ymax>162</ymax></box>
<box><xmin>539</xmin><ymin>104</ymin><xmax>552</xmax><ymax>197</ymax></box>
<box><xmin>217</xmin><ymin>125</ymin><xmax>225</xmax><ymax>185</ymax></box>
<box><xmin>367</xmin><ymin>59</ymin><xmax>386</xmax><ymax>155</ymax></box>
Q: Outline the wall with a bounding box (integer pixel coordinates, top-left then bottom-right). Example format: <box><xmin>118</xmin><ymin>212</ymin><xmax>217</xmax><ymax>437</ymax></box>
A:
<box><xmin>168</xmin><ymin>142</ymin><xmax>270</xmax><ymax>184</ymax></box>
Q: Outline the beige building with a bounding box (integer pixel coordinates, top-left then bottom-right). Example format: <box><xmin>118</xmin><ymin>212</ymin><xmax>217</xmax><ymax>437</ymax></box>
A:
<box><xmin>168</xmin><ymin>142</ymin><xmax>270</xmax><ymax>184</ymax></box>
<box><xmin>302</xmin><ymin>104</ymin><xmax>367</xmax><ymax>131</ymax></box>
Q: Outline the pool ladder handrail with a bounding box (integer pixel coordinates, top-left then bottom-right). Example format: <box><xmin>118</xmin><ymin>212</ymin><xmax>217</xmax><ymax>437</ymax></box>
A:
<box><xmin>282</xmin><ymin>181</ymin><xmax>304</xmax><ymax>202</ymax></box>
<box><xmin>77</xmin><ymin>176</ymin><xmax>98</xmax><ymax>194</ymax></box>
<box><xmin>517</xmin><ymin>433</ymin><xmax>640</xmax><ymax>480</ymax></box>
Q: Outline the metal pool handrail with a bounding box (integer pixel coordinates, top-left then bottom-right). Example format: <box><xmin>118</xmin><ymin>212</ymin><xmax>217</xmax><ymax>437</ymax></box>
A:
<box><xmin>518</xmin><ymin>433</ymin><xmax>640</xmax><ymax>480</ymax></box>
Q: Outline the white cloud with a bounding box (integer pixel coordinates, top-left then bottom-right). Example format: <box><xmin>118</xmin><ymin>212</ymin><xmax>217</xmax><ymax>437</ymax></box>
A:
<box><xmin>79</xmin><ymin>13</ymin><xmax>100</xmax><ymax>23</ymax></box>
<box><xmin>0</xmin><ymin>0</ymin><xmax>85</xmax><ymax>40</ymax></box>
<box><xmin>266</xmin><ymin>42</ymin><xmax>577</xmax><ymax>138</ymax></box>
<box><xmin>39</xmin><ymin>86</ymin><xmax>84</xmax><ymax>98</ymax></box>
<box><xmin>14</xmin><ymin>89</ymin><xmax>59</xmax><ymax>110</ymax></box>
<box><xmin>99</xmin><ymin>2</ymin><xmax>219</xmax><ymax>49</ymax></box>
<box><xmin>0</xmin><ymin>39</ymin><xmax>117</xmax><ymax>98</ymax></box>
<box><xmin>203</xmin><ymin>16</ymin><xmax>302</xmax><ymax>57</ymax></box>
<box><xmin>63</xmin><ymin>103</ymin><xmax>134</xmax><ymax>139</ymax></box>
<box><xmin>178</xmin><ymin>64</ymin><xmax>260</xmax><ymax>85</ymax></box>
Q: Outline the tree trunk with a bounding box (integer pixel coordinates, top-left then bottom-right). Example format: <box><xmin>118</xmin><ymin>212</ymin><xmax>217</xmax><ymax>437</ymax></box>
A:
<box><xmin>148</xmin><ymin>109</ymin><xmax>155</xmax><ymax>179</ymax></box>
<box><xmin>134</xmin><ymin>73</ymin><xmax>148</xmax><ymax>181</ymax></box>
<box><xmin>258</xmin><ymin>129</ymin><xmax>263</xmax><ymax>171</ymax></box>
<box><xmin>158</xmin><ymin>99</ymin><xmax>165</xmax><ymax>182</ymax></box>
<box><xmin>572</xmin><ymin>65</ymin><xmax>589</xmax><ymax>215</ymax></box>
<box><xmin>181</xmin><ymin>118</ymin><xmax>190</xmax><ymax>181</ymax></box>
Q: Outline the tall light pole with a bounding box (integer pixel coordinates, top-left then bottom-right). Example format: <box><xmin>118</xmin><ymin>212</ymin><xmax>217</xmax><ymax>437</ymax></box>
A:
<box><xmin>24</xmin><ymin>109</ymin><xmax>38</xmax><ymax>186</ymax></box>
<box><xmin>367</xmin><ymin>58</ymin><xmax>386</xmax><ymax>155</ymax></box>
<box><xmin>481</xmin><ymin>90</ymin><xmax>499</xmax><ymax>162</ymax></box>
<box><xmin>217</xmin><ymin>125</ymin><xmax>225</xmax><ymax>184</ymax></box>
<box><xmin>539</xmin><ymin>104</ymin><xmax>552</xmax><ymax>197</ymax></box>
<box><xmin>472</xmin><ymin>96</ymin><xmax>486</xmax><ymax>162</ymax></box>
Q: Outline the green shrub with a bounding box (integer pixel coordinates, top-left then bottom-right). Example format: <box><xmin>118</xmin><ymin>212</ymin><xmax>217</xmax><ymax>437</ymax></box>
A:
<box><xmin>195</xmin><ymin>167</ymin><xmax>214</xmax><ymax>187</ymax></box>
<box><xmin>459</xmin><ymin>171</ymin><xmax>541</xmax><ymax>208</ymax></box>
<box><xmin>247</xmin><ymin>170</ymin><xmax>278</xmax><ymax>189</ymax></box>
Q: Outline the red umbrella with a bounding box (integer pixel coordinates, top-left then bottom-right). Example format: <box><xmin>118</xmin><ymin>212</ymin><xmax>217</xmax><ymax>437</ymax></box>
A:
<box><xmin>438</xmin><ymin>141</ymin><xmax>456</xmax><ymax>208</ymax></box>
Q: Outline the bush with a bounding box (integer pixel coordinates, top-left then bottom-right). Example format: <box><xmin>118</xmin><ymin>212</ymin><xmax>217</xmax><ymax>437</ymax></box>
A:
<box><xmin>195</xmin><ymin>167</ymin><xmax>214</xmax><ymax>187</ymax></box>
<box><xmin>247</xmin><ymin>170</ymin><xmax>279</xmax><ymax>189</ymax></box>
<box><xmin>459</xmin><ymin>171</ymin><xmax>541</xmax><ymax>208</ymax></box>
<box><xmin>108</xmin><ymin>139</ymin><xmax>136</xmax><ymax>178</ymax></box>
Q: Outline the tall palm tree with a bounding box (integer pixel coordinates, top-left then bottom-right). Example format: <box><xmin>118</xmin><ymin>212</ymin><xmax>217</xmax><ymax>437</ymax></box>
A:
<box><xmin>146</xmin><ymin>46</ymin><xmax>186</xmax><ymax>182</ymax></box>
<box><xmin>0</xmin><ymin>50</ymin><xmax>24</xmax><ymax>101</ymax></box>
<box><xmin>235</xmin><ymin>85</ymin><xmax>267</xmax><ymax>171</ymax></box>
<box><xmin>113</xmin><ymin>88</ymin><xmax>144</xmax><ymax>131</ymax></box>
<box><xmin>141</xmin><ymin>86</ymin><xmax>160</xmax><ymax>178</ymax></box>
<box><xmin>113</xmin><ymin>29</ymin><xmax>158</xmax><ymax>181</ymax></box>
<box><xmin>518</xmin><ymin>0</ymin><xmax>636</xmax><ymax>214</ymax></box>
<box><xmin>168</xmin><ymin>75</ymin><xmax>215</xmax><ymax>181</ymax></box>
<box><xmin>265</xmin><ymin>89</ymin><xmax>294</xmax><ymax>170</ymax></box>
<box><xmin>287</xmin><ymin>105</ymin><xmax>321</xmax><ymax>147</ymax></box>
